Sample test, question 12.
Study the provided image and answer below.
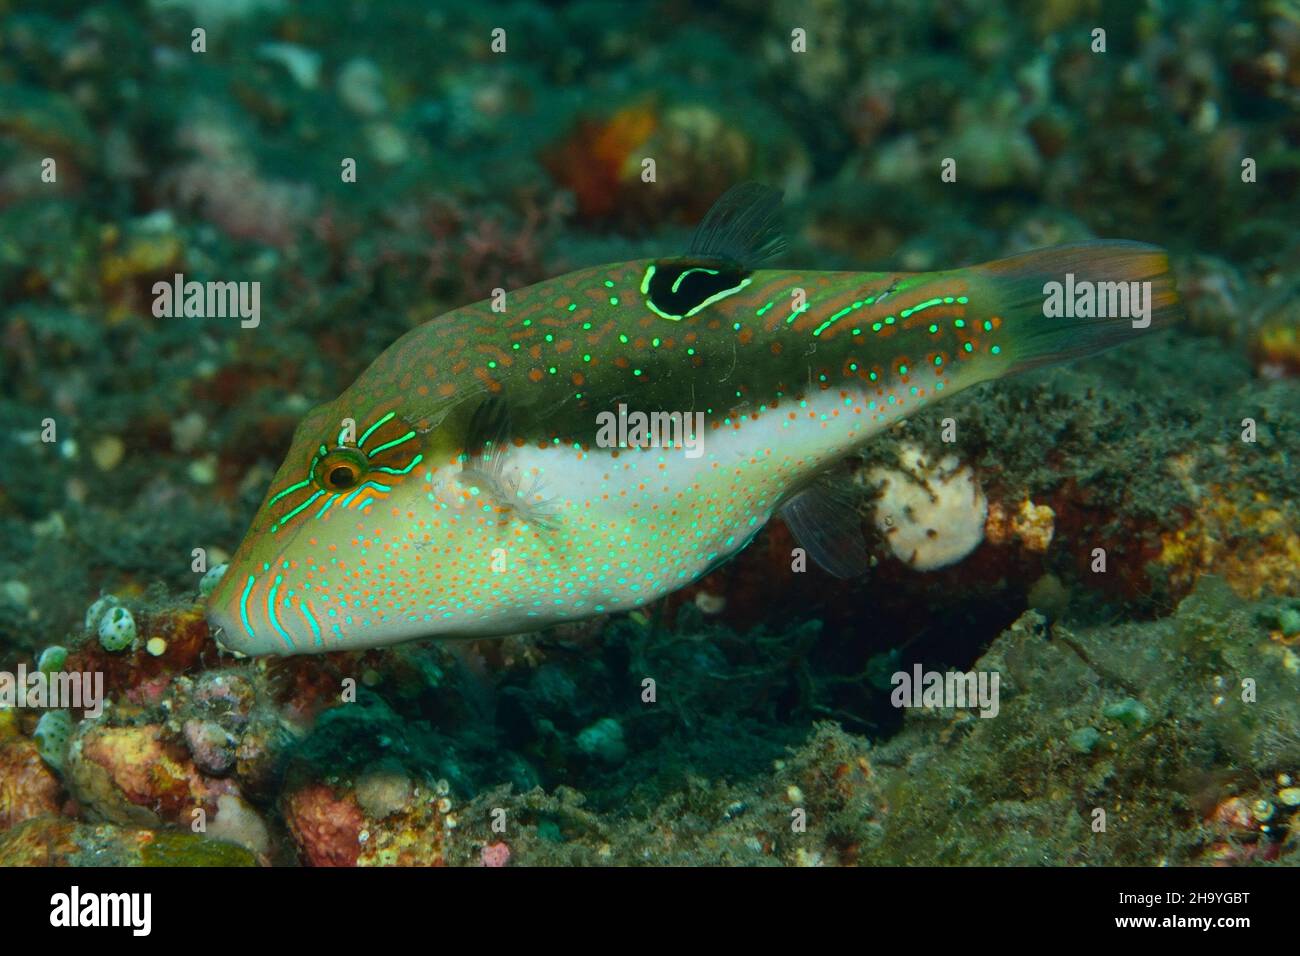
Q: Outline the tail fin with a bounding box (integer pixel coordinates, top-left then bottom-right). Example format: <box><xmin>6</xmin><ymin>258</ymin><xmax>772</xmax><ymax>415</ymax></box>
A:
<box><xmin>974</xmin><ymin>240</ymin><xmax>1180</xmax><ymax>375</ymax></box>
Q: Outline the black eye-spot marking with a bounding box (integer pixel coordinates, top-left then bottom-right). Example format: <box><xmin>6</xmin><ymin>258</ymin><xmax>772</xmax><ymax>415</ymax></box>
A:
<box><xmin>643</xmin><ymin>257</ymin><xmax>752</xmax><ymax>320</ymax></box>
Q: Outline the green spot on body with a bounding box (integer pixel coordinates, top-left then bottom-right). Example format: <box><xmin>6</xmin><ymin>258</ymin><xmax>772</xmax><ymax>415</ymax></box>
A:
<box><xmin>813</xmin><ymin>305</ymin><xmax>855</xmax><ymax>337</ymax></box>
<box><xmin>784</xmin><ymin>297</ymin><xmax>810</xmax><ymax>324</ymax></box>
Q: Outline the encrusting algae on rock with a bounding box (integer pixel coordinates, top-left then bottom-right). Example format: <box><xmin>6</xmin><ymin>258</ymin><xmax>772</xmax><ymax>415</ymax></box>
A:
<box><xmin>865</xmin><ymin>442</ymin><xmax>988</xmax><ymax>571</ymax></box>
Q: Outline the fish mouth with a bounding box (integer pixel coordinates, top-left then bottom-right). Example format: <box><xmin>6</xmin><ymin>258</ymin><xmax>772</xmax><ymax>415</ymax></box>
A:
<box><xmin>208</xmin><ymin>623</ymin><xmax>242</xmax><ymax>657</ymax></box>
<box><xmin>205</xmin><ymin>509</ymin><xmax>319</xmax><ymax>656</ymax></box>
<box><xmin>204</xmin><ymin>561</ymin><xmax>280</xmax><ymax>656</ymax></box>
<box><xmin>205</xmin><ymin>601</ymin><xmax>250</xmax><ymax>656</ymax></box>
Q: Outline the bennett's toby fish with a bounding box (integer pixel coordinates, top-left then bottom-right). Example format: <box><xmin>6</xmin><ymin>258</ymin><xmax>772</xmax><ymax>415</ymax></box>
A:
<box><xmin>207</xmin><ymin>184</ymin><xmax>1180</xmax><ymax>655</ymax></box>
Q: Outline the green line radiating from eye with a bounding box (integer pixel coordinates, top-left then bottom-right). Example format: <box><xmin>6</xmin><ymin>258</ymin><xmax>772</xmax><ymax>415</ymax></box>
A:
<box><xmin>367</xmin><ymin>431</ymin><xmax>416</xmax><ymax>458</ymax></box>
<box><xmin>357</xmin><ymin>411</ymin><xmax>396</xmax><ymax>449</ymax></box>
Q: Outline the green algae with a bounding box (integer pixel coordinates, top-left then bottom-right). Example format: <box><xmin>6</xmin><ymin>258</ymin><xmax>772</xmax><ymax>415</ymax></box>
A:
<box><xmin>139</xmin><ymin>832</ymin><xmax>258</xmax><ymax>868</ymax></box>
<box><xmin>1068</xmin><ymin>726</ymin><xmax>1102</xmax><ymax>754</ymax></box>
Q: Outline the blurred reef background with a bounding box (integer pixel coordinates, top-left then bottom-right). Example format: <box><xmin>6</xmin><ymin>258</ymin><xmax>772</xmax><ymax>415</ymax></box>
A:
<box><xmin>2</xmin><ymin>0</ymin><xmax>1300</xmax><ymax>865</ymax></box>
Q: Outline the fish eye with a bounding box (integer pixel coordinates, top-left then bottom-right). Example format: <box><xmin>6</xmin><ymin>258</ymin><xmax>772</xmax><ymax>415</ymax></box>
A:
<box><xmin>328</xmin><ymin>465</ymin><xmax>357</xmax><ymax>489</ymax></box>
<box><xmin>313</xmin><ymin>447</ymin><xmax>369</xmax><ymax>492</ymax></box>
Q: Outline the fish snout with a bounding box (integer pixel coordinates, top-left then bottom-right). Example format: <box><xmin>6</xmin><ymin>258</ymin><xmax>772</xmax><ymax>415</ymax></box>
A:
<box><xmin>205</xmin><ymin>586</ymin><xmax>254</xmax><ymax>656</ymax></box>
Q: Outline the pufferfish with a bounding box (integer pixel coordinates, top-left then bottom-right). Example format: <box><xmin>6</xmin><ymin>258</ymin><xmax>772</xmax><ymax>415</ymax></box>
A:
<box><xmin>207</xmin><ymin>184</ymin><xmax>1179</xmax><ymax>655</ymax></box>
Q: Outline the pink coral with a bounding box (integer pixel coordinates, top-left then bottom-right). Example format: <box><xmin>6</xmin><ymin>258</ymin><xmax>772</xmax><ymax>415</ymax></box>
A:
<box><xmin>480</xmin><ymin>841</ymin><xmax>511</xmax><ymax>867</ymax></box>
<box><xmin>283</xmin><ymin>784</ymin><xmax>364</xmax><ymax>867</ymax></box>
<box><xmin>163</xmin><ymin>111</ymin><xmax>314</xmax><ymax>247</ymax></box>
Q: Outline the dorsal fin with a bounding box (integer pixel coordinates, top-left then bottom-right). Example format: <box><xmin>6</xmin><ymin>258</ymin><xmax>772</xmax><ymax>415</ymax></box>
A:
<box><xmin>688</xmin><ymin>182</ymin><xmax>787</xmax><ymax>269</ymax></box>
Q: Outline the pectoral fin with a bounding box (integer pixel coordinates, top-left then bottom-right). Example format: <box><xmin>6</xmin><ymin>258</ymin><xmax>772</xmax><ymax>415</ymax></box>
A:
<box><xmin>456</xmin><ymin>394</ymin><xmax>556</xmax><ymax>529</ymax></box>
<box><xmin>779</xmin><ymin>476</ymin><xmax>871</xmax><ymax>578</ymax></box>
<box><xmin>460</xmin><ymin>394</ymin><xmax>512</xmax><ymax>477</ymax></box>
